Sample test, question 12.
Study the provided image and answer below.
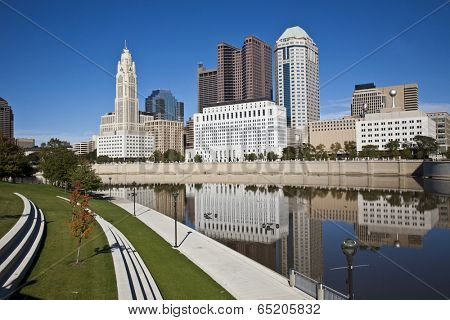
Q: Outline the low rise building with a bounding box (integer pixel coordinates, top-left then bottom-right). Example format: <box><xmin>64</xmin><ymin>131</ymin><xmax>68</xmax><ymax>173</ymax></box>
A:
<box><xmin>72</xmin><ymin>137</ymin><xmax>97</xmax><ymax>155</ymax></box>
<box><xmin>356</xmin><ymin>109</ymin><xmax>436</xmax><ymax>151</ymax></box>
<box><xmin>427</xmin><ymin>112</ymin><xmax>450</xmax><ymax>153</ymax></box>
<box><xmin>144</xmin><ymin>119</ymin><xmax>184</xmax><ymax>154</ymax></box>
<box><xmin>308</xmin><ymin>116</ymin><xmax>358</xmax><ymax>150</ymax></box>
<box><xmin>15</xmin><ymin>138</ymin><xmax>35</xmax><ymax>149</ymax></box>
<box><xmin>185</xmin><ymin>99</ymin><xmax>287</xmax><ymax>162</ymax></box>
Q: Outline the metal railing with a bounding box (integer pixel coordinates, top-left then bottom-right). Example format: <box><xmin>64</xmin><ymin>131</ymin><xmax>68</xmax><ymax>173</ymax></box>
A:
<box><xmin>290</xmin><ymin>270</ymin><xmax>348</xmax><ymax>300</ymax></box>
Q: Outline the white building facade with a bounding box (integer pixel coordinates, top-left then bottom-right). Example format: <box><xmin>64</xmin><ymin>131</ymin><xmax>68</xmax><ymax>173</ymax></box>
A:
<box><xmin>356</xmin><ymin>109</ymin><xmax>436</xmax><ymax>151</ymax></box>
<box><xmin>185</xmin><ymin>100</ymin><xmax>287</xmax><ymax>162</ymax></box>
<box><xmin>97</xmin><ymin>45</ymin><xmax>154</xmax><ymax>158</ymax></box>
<box><xmin>274</xmin><ymin>26</ymin><xmax>319</xmax><ymax>145</ymax></box>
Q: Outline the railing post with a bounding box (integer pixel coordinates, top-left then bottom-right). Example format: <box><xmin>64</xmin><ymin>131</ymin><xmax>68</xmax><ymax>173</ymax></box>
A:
<box><xmin>317</xmin><ymin>283</ymin><xmax>324</xmax><ymax>300</ymax></box>
<box><xmin>289</xmin><ymin>269</ymin><xmax>295</xmax><ymax>287</ymax></box>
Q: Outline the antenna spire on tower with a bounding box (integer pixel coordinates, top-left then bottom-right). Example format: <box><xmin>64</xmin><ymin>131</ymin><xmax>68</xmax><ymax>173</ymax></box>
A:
<box><xmin>124</xmin><ymin>40</ymin><xmax>127</xmax><ymax>49</ymax></box>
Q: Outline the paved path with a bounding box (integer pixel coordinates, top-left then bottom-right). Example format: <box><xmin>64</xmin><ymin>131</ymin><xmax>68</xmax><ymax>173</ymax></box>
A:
<box><xmin>57</xmin><ymin>196</ymin><xmax>162</xmax><ymax>300</ymax></box>
<box><xmin>111</xmin><ymin>197</ymin><xmax>314</xmax><ymax>300</ymax></box>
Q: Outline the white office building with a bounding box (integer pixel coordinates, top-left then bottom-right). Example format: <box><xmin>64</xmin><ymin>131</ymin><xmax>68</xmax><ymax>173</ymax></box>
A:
<box><xmin>97</xmin><ymin>44</ymin><xmax>154</xmax><ymax>158</ymax></box>
<box><xmin>185</xmin><ymin>100</ymin><xmax>287</xmax><ymax>162</ymax></box>
<box><xmin>356</xmin><ymin>109</ymin><xmax>436</xmax><ymax>151</ymax></box>
<box><xmin>72</xmin><ymin>136</ymin><xmax>97</xmax><ymax>155</ymax></box>
<box><xmin>274</xmin><ymin>26</ymin><xmax>319</xmax><ymax>145</ymax></box>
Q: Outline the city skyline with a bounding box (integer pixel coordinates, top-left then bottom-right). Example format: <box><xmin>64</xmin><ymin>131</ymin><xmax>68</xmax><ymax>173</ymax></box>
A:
<box><xmin>1</xmin><ymin>0</ymin><xmax>450</xmax><ymax>144</ymax></box>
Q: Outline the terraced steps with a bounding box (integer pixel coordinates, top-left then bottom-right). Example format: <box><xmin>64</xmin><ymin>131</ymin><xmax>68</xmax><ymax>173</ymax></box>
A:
<box><xmin>0</xmin><ymin>193</ymin><xmax>45</xmax><ymax>299</ymax></box>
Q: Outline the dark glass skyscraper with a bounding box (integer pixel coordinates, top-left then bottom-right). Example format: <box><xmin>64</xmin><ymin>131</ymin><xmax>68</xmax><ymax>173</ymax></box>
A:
<box><xmin>0</xmin><ymin>97</ymin><xmax>14</xmax><ymax>140</ymax></box>
<box><xmin>145</xmin><ymin>89</ymin><xmax>184</xmax><ymax>122</ymax></box>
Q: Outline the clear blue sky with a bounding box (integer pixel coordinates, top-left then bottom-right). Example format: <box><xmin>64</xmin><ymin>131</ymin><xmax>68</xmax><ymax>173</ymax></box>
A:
<box><xmin>1</xmin><ymin>0</ymin><xmax>449</xmax><ymax>144</ymax></box>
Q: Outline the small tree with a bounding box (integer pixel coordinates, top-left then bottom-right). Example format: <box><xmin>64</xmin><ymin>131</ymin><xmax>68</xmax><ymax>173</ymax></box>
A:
<box><xmin>360</xmin><ymin>145</ymin><xmax>380</xmax><ymax>159</ymax></box>
<box><xmin>247</xmin><ymin>153</ymin><xmax>257</xmax><ymax>161</ymax></box>
<box><xmin>163</xmin><ymin>149</ymin><xmax>182</xmax><ymax>162</ymax></box>
<box><xmin>413</xmin><ymin>135</ymin><xmax>438</xmax><ymax>159</ymax></box>
<box><xmin>70</xmin><ymin>161</ymin><xmax>102</xmax><ymax>193</ymax></box>
<box><xmin>282</xmin><ymin>146</ymin><xmax>296</xmax><ymax>161</ymax></box>
<box><xmin>257</xmin><ymin>153</ymin><xmax>264</xmax><ymax>160</ymax></box>
<box><xmin>344</xmin><ymin>141</ymin><xmax>357</xmax><ymax>159</ymax></box>
<box><xmin>194</xmin><ymin>154</ymin><xmax>202</xmax><ymax>163</ymax></box>
<box><xmin>152</xmin><ymin>150</ymin><xmax>163</xmax><ymax>163</ymax></box>
<box><xmin>384</xmin><ymin>140</ymin><xmax>400</xmax><ymax>158</ymax></box>
<box><xmin>0</xmin><ymin>136</ymin><xmax>34</xmax><ymax>182</ymax></box>
<box><xmin>330</xmin><ymin>142</ymin><xmax>342</xmax><ymax>160</ymax></box>
<box><xmin>68</xmin><ymin>182</ymin><xmax>96</xmax><ymax>264</ymax></box>
<box><xmin>266</xmin><ymin>151</ymin><xmax>278</xmax><ymax>161</ymax></box>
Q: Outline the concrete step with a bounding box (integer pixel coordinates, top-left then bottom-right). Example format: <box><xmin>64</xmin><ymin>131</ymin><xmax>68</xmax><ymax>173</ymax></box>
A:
<box><xmin>0</xmin><ymin>194</ymin><xmax>45</xmax><ymax>299</ymax></box>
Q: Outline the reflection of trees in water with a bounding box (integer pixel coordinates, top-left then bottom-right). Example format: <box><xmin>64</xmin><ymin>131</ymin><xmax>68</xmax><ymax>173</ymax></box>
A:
<box><xmin>151</xmin><ymin>183</ymin><xmax>185</xmax><ymax>193</ymax></box>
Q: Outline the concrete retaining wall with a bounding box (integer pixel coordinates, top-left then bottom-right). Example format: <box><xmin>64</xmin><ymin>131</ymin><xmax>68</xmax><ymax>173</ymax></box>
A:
<box><xmin>93</xmin><ymin>160</ymin><xmax>424</xmax><ymax>177</ymax></box>
<box><xmin>422</xmin><ymin>161</ymin><xmax>450</xmax><ymax>180</ymax></box>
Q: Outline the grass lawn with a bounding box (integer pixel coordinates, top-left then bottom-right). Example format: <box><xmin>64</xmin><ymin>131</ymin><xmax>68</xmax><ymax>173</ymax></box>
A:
<box><xmin>88</xmin><ymin>198</ymin><xmax>234</xmax><ymax>300</ymax></box>
<box><xmin>0</xmin><ymin>182</ymin><xmax>117</xmax><ymax>299</ymax></box>
<box><xmin>0</xmin><ymin>188</ymin><xmax>23</xmax><ymax>239</ymax></box>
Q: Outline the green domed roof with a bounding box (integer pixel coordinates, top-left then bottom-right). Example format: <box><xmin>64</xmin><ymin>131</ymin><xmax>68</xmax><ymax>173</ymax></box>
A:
<box><xmin>278</xmin><ymin>26</ymin><xmax>310</xmax><ymax>41</ymax></box>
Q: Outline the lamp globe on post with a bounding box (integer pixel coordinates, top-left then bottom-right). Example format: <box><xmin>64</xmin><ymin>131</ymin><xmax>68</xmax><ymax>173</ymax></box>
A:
<box><xmin>131</xmin><ymin>181</ymin><xmax>137</xmax><ymax>216</ymax></box>
<box><xmin>341</xmin><ymin>238</ymin><xmax>358</xmax><ymax>299</ymax></box>
<box><xmin>389</xmin><ymin>89</ymin><xmax>397</xmax><ymax>109</ymax></box>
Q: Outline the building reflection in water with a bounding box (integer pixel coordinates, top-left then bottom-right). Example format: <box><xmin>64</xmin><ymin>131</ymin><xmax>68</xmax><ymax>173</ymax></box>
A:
<box><xmin>108</xmin><ymin>183</ymin><xmax>449</xmax><ymax>284</ymax></box>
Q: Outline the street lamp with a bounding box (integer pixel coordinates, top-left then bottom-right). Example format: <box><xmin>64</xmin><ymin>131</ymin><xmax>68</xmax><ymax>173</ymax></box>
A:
<box><xmin>130</xmin><ymin>182</ymin><xmax>137</xmax><ymax>217</ymax></box>
<box><xmin>108</xmin><ymin>177</ymin><xmax>112</xmax><ymax>198</ymax></box>
<box><xmin>172</xmin><ymin>191</ymin><xmax>179</xmax><ymax>248</ymax></box>
<box><xmin>341</xmin><ymin>238</ymin><xmax>358</xmax><ymax>300</ymax></box>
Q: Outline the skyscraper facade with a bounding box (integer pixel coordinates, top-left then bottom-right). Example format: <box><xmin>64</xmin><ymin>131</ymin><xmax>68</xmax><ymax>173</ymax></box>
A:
<box><xmin>98</xmin><ymin>45</ymin><xmax>154</xmax><ymax>158</ymax></box>
<box><xmin>217</xmin><ymin>36</ymin><xmax>272</xmax><ymax>103</ymax></box>
<box><xmin>0</xmin><ymin>97</ymin><xmax>14</xmax><ymax>140</ymax></box>
<box><xmin>197</xmin><ymin>64</ymin><xmax>218</xmax><ymax>113</ymax></box>
<box><xmin>145</xmin><ymin>89</ymin><xmax>184</xmax><ymax>122</ymax></box>
<box><xmin>275</xmin><ymin>26</ymin><xmax>319</xmax><ymax>145</ymax></box>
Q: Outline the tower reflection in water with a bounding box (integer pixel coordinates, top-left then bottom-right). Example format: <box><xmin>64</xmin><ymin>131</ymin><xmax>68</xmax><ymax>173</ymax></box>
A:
<box><xmin>108</xmin><ymin>183</ymin><xmax>448</xmax><ymax>287</ymax></box>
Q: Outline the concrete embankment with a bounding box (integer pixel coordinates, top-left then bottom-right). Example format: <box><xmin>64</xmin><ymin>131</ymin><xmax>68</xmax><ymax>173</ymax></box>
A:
<box><xmin>92</xmin><ymin>160</ymin><xmax>432</xmax><ymax>190</ymax></box>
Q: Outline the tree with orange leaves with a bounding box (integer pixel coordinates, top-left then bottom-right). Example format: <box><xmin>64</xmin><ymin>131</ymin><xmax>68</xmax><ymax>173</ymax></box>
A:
<box><xmin>68</xmin><ymin>181</ymin><xmax>96</xmax><ymax>264</ymax></box>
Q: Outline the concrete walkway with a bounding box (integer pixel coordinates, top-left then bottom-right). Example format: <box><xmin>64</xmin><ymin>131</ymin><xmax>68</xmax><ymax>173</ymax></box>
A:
<box><xmin>57</xmin><ymin>196</ymin><xmax>162</xmax><ymax>300</ymax></box>
<box><xmin>111</xmin><ymin>197</ymin><xmax>314</xmax><ymax>300</ymax></box>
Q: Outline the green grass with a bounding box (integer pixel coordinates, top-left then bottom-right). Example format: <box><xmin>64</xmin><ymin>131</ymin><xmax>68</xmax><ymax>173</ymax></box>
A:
<box><xmin>0</xmin><ymin>182</ymin><xmax>117</xmax><ymax>300</ymax></box>
<box><xmin>88</xmin><ymin>198</ymin><xmax>234</xmax><ymax>300</ymax></box>
<box><xmin>0</xmin><ymin>188</ymin><xmax>24</xmax><ymax>239</ymax></box>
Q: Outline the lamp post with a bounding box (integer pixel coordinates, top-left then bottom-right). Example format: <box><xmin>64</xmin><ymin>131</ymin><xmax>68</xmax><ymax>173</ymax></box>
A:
<box><xmin>130</xmin><ymin>182</ymin><xmax>136</xmax><ymax>217</ymax></box>
<box><xmin>341</xmin><ymin>238</ymin><xmax>358</xmax><ymax>299</ymax></box>
<box><xmin>172</xmin><ymin>191</ymin><xmax>179</xmax><ymax>248</ymax></box>
<box><xmin>108</xmin><ymin>177</ymin><xmax>112</xmax><ymax>198</ymax></box>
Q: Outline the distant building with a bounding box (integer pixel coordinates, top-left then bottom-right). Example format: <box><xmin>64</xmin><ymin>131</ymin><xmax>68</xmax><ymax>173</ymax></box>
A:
<box><xmin>73</xmin><ymin>138</ymin><xmax>96</xmax><ymax>155</ymax></box>
<box><xmin>144</xmin><ymin>119</ymin><xmax>184</xmax><ymax>155</ymax></box>
<box><xmin>356</xmin><ymin>109</ymin><xmax>436</xmax><ymax>151</ymax></box>
<box><xmin>184</xmin><ymin>117</ymin><xmax>194</xmax><ymax>150</ymax></box>
<box><xmin>427</xmin><ymin>112</ymin><xmax>450</xmax><ymax>153</ymax></box>
<box><xmin>186</xmin><ymin>99</ymin><xmax>287</xmax><ymax>162</ymax></box>
<box><xmin>197</xmin><ymin>64</ymin><xmax>218</xmax><ymax>113</ymax></box>
<box><xmin>351</xmin><ymin>83</ymin><xmax>418</xmax><ymax>117</ymax></box>
<box><xmin>145</xmin><ymin>89</ymin><xmax>184</xmax><ymax>122</ymax></box>
<box><xmin>97</xmin><ymin>44</ymin><xmax>154</xmax><ymax>159</ymax></box>
<box><xmin>275</xmin><ymin>26</ymin><xmax>320</xmax><ymax>146</ymax></box>
<box><xmin>308</xmin><ymin>116</ymin><xmax>358</xmax><ymax>150</ymax></box>
<box><xmin>15</xmin><ymin>138</ymin><xmax>35</xmax><ymax>149</ymax></box>
<box><xmin>0</xmin><ymin>97</ymin><xmax>14</xmax><ymax>140</ymax></box>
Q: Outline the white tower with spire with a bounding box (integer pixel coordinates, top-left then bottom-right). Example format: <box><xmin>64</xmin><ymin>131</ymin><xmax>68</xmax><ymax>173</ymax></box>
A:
<box><xmin>97</xmin><ymin>43</ymin><xmax>154</xmax><ymax>159</ymax></box>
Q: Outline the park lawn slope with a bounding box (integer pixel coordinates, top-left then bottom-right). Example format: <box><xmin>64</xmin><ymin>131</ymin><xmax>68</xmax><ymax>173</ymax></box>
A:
<box><xmin>0</xmin><ymin>182</ymin><xmax>117</xmax><ymax>299</ymax></box>
<box><xmin>0</xmin><ymin>187</ymin><xmax>23</xmax><ymax>239</ymax></box>
<box><xmin>88</xmin><ymin>198</ymin><xmax>234</xmax><ymax>300</ymax></box>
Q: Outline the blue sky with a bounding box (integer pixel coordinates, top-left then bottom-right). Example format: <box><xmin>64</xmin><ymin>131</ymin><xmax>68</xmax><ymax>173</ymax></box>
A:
<box><xmin>1</xmin><ymin>0</ymin><xmax>449</xmax><ymax>144</ymax></box>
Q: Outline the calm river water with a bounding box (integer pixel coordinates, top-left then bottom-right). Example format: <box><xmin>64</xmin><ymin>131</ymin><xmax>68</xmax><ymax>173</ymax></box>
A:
<box><xmin>106</xmin><ymin>182</ymin><xmax>450</xmax><ymax>299</ymax></box>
